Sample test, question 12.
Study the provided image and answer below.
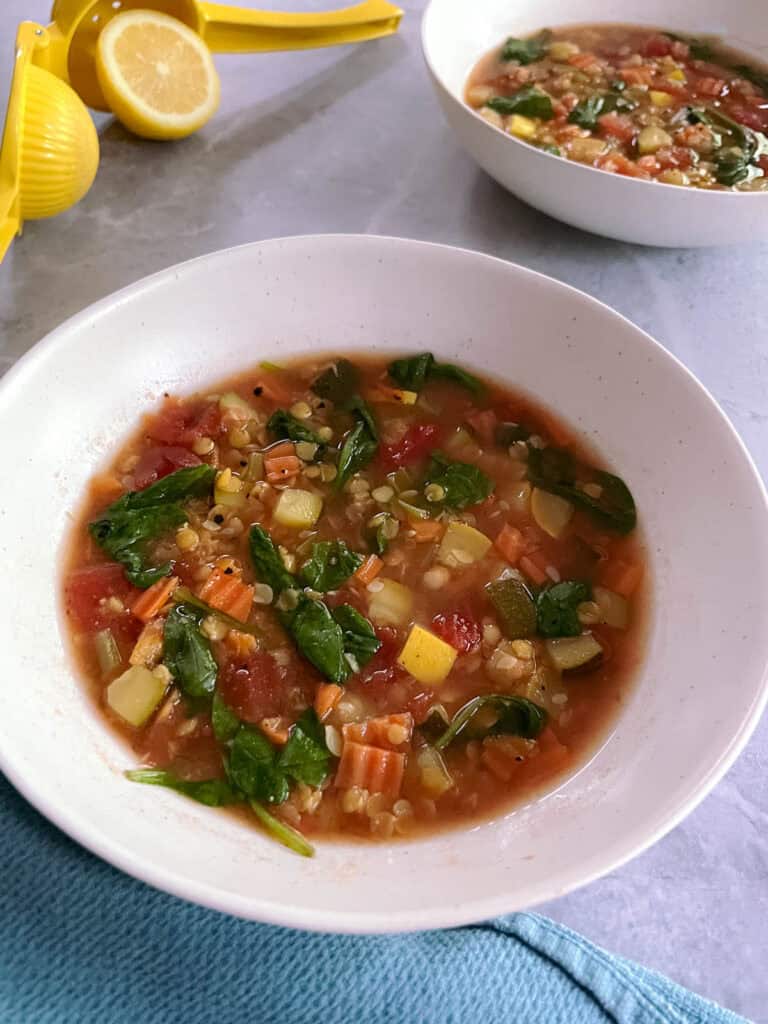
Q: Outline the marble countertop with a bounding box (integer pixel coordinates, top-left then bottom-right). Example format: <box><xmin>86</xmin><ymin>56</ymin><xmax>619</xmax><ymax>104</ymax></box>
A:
<box><xmin>1</xmin><ymin>2</ymin><xmax>766</xmax><ymax>1019</ymax></box>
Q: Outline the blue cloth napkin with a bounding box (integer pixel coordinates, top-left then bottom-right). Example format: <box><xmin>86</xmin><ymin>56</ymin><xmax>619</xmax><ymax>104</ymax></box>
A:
<box><xmin>0</xmin><ymin>775</ymin><xmax>746</xmax><ymax>1024</ymax></box>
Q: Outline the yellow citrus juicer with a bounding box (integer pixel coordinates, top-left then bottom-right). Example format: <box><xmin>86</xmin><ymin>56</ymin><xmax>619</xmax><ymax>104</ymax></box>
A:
<box><xmin>0</xmin><ymin>0</ymin><xmax>403</xmax><ymax>262</ymax></box>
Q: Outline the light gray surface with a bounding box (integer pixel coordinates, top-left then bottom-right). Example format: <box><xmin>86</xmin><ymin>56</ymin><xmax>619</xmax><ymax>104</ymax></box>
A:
<box><xmin>1</xmin><ymin>2</ymin><xmax>766</xmax><ymax>1019</ymax></box>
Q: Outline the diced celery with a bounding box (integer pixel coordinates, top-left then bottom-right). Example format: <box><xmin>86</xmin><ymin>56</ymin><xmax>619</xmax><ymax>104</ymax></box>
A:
<box><xmin>531</xmin><ymin>487</ymin><xmax>573</xmax><ymax>538</ymax></box>
<box><xmin>594</xmin><ymin>586</ymin><xmax>629</xmax><ymax>629</ymax></box>
<box><xmin>107</xmin><ymin>665</ymin><xmax>167</xmax><ymax>727</ymax></box>
<box><xmin>397</xmin><ymin>625</ymin><xmax>457</xmax><ymax>686</ymax></box>
<box><xmin>243</xmin><ymin>452</ymin><xmax>264</xmax><ymax>484</ymax></box>
<box><xmin>273</xmin><ymin>488</ymin><xmax>323</xmax><ymax>529</ymax></box>
<box><xmin>94</xmin><ymin>628</ymin><xmax>122</xmax><ymax>677</ymax></box>
<box><xmin>437</xmin><ymin>522</ymin><xmax>492</xmax><ymax>567</ymax></box>
<box><xmin>545</xmin><ymin>634</ymin><xmax>603</xmax><ymax>672</ymax></box>
<box><xmin>368</xmin><ymin>578</ymin><xmax>413</xmax><ymax>627</ymax></box>
<box><xmin>417</xmin><ymin>746</ymin><xmax>454</xmax><ymax>797</ymax></box>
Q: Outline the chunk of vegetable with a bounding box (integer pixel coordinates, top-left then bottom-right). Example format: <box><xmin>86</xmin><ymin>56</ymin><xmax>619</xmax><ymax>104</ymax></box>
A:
<box><xmin>198</xmin><ymin>567</ymin><xmax>255</xmax><ymax>622</ymax></box>
<box><xmin>368</xmin><ymin>578</ymin><xmax>413</xmax><ymax>627</ymax></box>
<box><xmin>637</xmin><ymin>125</ymin><xmax>673</xmax><ymax>154</ymax></box>
<box><xmin>545</xmin><ymin>634</ymin><xmax>603</xmax><ymax>672</ymax></box>
<box><xmin>397</xmin><ymin>625</ymin><xmax>457</xmax><ymax>686</ymax></box>
<box><xmin>250</xmin><ymin>800</ymin><xmax>315</xmax><ymax>858</ymax></box>
<box><xmin>131</xmin><ymin>576</ymin><xmax>179</xmax><ymax>623</ymax></box>
<box><xmin>354</xmin><ymin>554</ymin><xmax>384</xmax><ymax>587</ymax></box>
<box><xmin>594</xmin><ymin>585</ymin><xmax>629</xmax><ymax>629</ymax></box>
<box><xmin>107</xmin><ymin>665</ymin><xmax>167</xmax><ymax>727</ymax></box>
<box><xmin>437</xmin><ymin>522</ymin><xmax>492</xmax><ymax>568</ymax></box>
<box><xmin>214</xmin><ymin>469</ymin><xmax>246</xmax><ymax>508</ymax></box>
<box><xmin>494</xmin><ymin>523</ymin><xmax>525</xmax><ymax>564</ymax></box>
<box><xmin>336</xmin><ymin>741</ymin><xmax>405</xmax><ymax>796</ymax></box>
<box><xmin>486</xmin><ymin>578</ymin><xmax>537</xmax><ymax>639</ymax></box>
<box><xmin>219</xmin><ymin>391</ymin><xmax>257</xmax><ymax>419</ymax></box>
<box><xmin>531</xmin><ymin>488</ymin><xmax>574</xmax><ymax>538</ymax></box>
<box><xmin>417</xmin><ymin>746</ymin><xmax>454</xmax><ymax>796</ymax></box>
<box><xmin>129</xmin><ymin>618</ymin><xmax>164</xmax><ymax>667</ymax></box>
<box><xmin>273</xmin><ymin>488</ymin><xmax>323</xmax><ymax>529</ymax></box>
<box><xmin>508</xmin><ymin>114</ymin><xmax>537</xmax><ymax>139</ymax></box>
<box><xmin>94</xmin><ymin>628</ymin><xmax>122</xmax><ymax>676</ymax></box>
<box><xmin>435</xmin><ymin>694</ymin><xmax>547</xmax><ymax>749</ymax></box>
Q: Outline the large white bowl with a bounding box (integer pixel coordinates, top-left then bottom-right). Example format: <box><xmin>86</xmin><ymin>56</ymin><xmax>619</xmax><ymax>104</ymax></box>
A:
<box><xmin>0</xmin><ymin>235</ymin><xmax>766</xmax><ymax>932</ymax></box>
<box><xmin>422</xmin><ymin>0</ymin><xmax>768</xmax><ymax>246</ymax></box>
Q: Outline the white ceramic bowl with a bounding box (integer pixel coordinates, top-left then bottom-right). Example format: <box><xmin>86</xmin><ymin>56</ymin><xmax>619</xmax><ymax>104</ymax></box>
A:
<box><xmin>422</xmin><ymin>0</ymin><xmax>768</xmax><ymax>246</ymax></box>
<box><xmin>0</xmin><ymin>235</ymin><xmax>767</xmax><ymax>932</ymax></box>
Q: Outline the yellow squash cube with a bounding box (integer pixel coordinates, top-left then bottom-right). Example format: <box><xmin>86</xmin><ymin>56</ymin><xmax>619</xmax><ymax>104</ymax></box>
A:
<box><xmin>273</xmin><ymin>488</ymin><xmax>323</xmax><ymax>529</ymax></box>
<box><xmin>397</xmin><ymin>625</ymin><xmax>457</xmax><ymax>686</ymax></box>
<box><xmin>649</xmin><ymin>90</ymin><xmax>674</xmax><ymax>107</ymax></box>
<box><xmin>507</xmin><ymin>114</ymin><xmax>537</xmax><ymax>140</ymax></box>
<box><xmin>437</xmin><ymin>522</ymin><xmax>492</xmax><ymax>568</ymax></box>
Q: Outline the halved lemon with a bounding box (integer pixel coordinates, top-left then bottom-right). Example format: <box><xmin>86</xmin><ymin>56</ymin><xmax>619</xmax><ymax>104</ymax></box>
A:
<box><xmin>96</xmin><ymin>10</ymin><xmax>220</xmax><ymax>141</ymax></box>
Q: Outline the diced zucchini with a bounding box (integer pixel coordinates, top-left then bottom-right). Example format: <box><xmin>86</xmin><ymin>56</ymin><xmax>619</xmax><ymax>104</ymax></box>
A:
<box><xmin>94</xmin><ymin>628</ymin><xmax>122</xmax><ymax>677</ymax></box>
<box><xmin>368</xmin><ymin>578</ymin><xmax>413</xmax><ymax>627</ymax></box>
<box><xmin>531</xmin><ymin>487</ymin><xmax>573</xmax><ymax>538</ymax></box>
<box><xmin>273</xmin><ymin>488</ymin><xmax>323</xmax><ymax>529</ymax></box>
<box><xmin>486</xmin><ymin>578</ymin><xmax>536</xmax><ymax>639</ymax></box>
<box><xmin>398</xmin><ymin>625</ymin><xmax>457</xmax><ymax>685</ymax></box>
<box><xmin>594</xmin><ymin>586</ymin><xmax>629</xmax><ymax>629</ymax></box>
<box><xmin>437</xmin><ymin>522</ymin><xmax>492</xmax><ymax>568</ymax></box>
<box><xmin>545</xmin><ymin>634</ymin><xmax>603</xmax><ymax>672</ymax></box>
<box><xmin>219</xmin><ymin>391</ymin><xmax>256</xmax><ymax>419</ymax></box>
<box><xmin>417</xmin><ymin>746</ymin><xmax>454</xmax><ymax>797</ymax></box>
<box><xmin>107</xmin><ymin>665</ymin><xmax>167</xmax><ymax>727</ymax></box>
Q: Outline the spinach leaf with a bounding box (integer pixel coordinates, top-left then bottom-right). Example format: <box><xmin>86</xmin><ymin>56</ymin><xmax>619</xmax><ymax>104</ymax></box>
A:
<box><xmin>300</xmin><ymin>541</ymin><xmax>364</xmax><ymax>592</ymax></box>
<box><xmin>715</xmin><ymin>148</ymin><xmax>752</xmax><ymax>186</ymax></box>
<box><xmin>163</xmin><ymin>603</ymin><xmax>218</xmax><ymax>698</ymax></box>
<box><xmin>289</xmin><ymin>596</ymin><xmax>348</xmax><ymax>683</ymax></box>
<box><xmin>500</xmin><ymin>32</ymin><xmax>549</xmax><ymax>65</ymax></box>
<box><xmin>89</xmin><ymin>465</ymin><xmax>216</xmax><ymax>588</ymax></box>
<box><xmin>311</xmin><ymin>359</ymin><xmax>361</xmax><ymax>405</ymax></box>
<box><xmin>249</xmin><ymin>800</ymin><xmax>314</xmax><ymax>857</ymax></box>
<box><xmin>527</xmin><ymin>445</ymin><xmax>636</xmax><ymax>534</ymax></box>
<box><xmin>487</xmin><ymin>88</ymin><xmax>554</xmax><ymax>120</ymax></box>
<box><xmin>434</xmin><ymin>695</ymin><xmax>547</xmax><ymax>749</ymax></box>
<box><xmin>212</xmin><ymin>691</ymin><xmax>240</xmax><ymax>743</ymax></box>
<box><xmin>267</xmin><ymin>410</ymin><xmax>324</xmax><ymax>448</ymax></box>
<box><xmin>389</xmin><ymin>353</ymin><xmax>434</xmax><ymax>391</ymax></box>
<box><xmin>346</xmin><ymin>395</ymin><xmax>379</xmax><ymax>440</ymax></box>
<box><xmin>536</xmin><ymin>581</ymin><xmax>591</xmax><ymax>637</ymax></box>
<box><xmin>388</xmin><ymin>353</ymin><xmax>484</xmax><ymax>396</ymax></box>
<box><xmin>568</xmin><ymin>95</ymin><xmax>606</xmax><ymax>130</ymax></box>
<box><xmin>228</xmin><ymin>727</ymin><xmax>290</xmax><ymax>804</ymax></box>
<box><xmin>332</xmin><ymin>604</ymin><xmax>382</xmax><ymax>667</ymax></box>
<box><xmin>126</xmin><ymin>769</ymin><xmax>240</xmax><ymax>807</ymax></box>
<box><xmin>336</xmin><ymin>416</ymin><xmax>378</xmax><ymax>490</ymax></box>
<box><xmin>278</xmin><ymin>709</ymin><xmax>331</xmax><ymax>787</ymax></box>
<box><xmin>425</xmin><ymin>452</ymin><xmax>494</xmax><ymax>510</ymax></box>
<box><xmin>248</xmin><ymin>525</ymin><xmax>296</xmax><ymax>595</ymax></box>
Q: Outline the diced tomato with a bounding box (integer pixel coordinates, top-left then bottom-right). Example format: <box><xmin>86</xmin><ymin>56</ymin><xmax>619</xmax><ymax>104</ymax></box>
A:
<box><xmin>64</xmin><ymin>564</ymin><xmax>142</xmax><ymax>643</ymax></box>
<box><xmin>568</xmin><ymin>52</ymin><xmax>600</xmax><ymax>70</ymax></box>
<box><xmin>727</xmin><ymin>104</ymin><xmax>768</xmax><ymax>132</ymax></box>
<box><xmin>655</xmin><ymin>146</ymin><xmax>694</xmax><ymax>171</ymax></box>
<box><xmin>133</xmin><ymin>445</ymin><xmax>201</xmax><ymax>490</ymax></box>
<box><xmin>218</xmin><ymin>650</ymin><xmax>288</xmax><ymax>724</ymax></box>
<box><xmin>145</xmin><ymin>398</ymin><xmax>221</xmax><ymax>446</ymax></box>
<box><xmin>431</xmin><ymin>610</ymin><xmax>482</xmax><ymax>653</ymax></box>
<box><xmin>642</xmin><ymin>33</ymin><xmax>673</xmax><ymax>58</ymax></box>
<box><xmin>596</xmin><ymin>152</ymin><xmax>650</xmax><ymax>178</ymax></box>
<box><xmin>636</xmin><ymin>155</ymin><xmax>660</xmax><ymax>174</ymax></box>
<box><xmin>670</xmin><ymin>40</ymin><xmax>690</xmax><ymax>61</ymax></box>
<box><xmin>379</xmin><ymin>423</ymin><xmax>440</xmax><ymax>470</ymax></box>
<box><xmin>619</xmin><ymin>66</ymin><xmax>654</xmax><ymax>87</ymax></box>
<box><xmin>597</xmin><ymin>112</ymin><xmax>636</xmax><ymax>143</ymax></box>
<box><xmin>696</xmin><ymin>76</ymin><xmax>726</xmax><ymax>98</ymax></box>
<box><xmin>758</xmin><ymin>155</ymin><xmax>768</xmax><ymax>175</ymax></box>
<box><xmin>465</xmin><ymin>408</ymin><xmax>497</xmax><ymax>446</ymax></box>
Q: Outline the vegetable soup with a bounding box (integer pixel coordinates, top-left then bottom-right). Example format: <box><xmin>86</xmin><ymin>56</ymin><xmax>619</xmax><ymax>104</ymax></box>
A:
<box><xmin>63</xmin><ymin>354</ymin><xmax>646</xmax><ymax>856</ymax></box>
<box><xmin>466</xmin><ymin>24</ymin><xmax>768</xmax><ymax>190</ymax></box>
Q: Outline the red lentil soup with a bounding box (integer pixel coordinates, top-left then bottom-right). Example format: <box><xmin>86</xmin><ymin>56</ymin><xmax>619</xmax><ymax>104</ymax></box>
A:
<box><xmin>466</xmin><ymin>24</ymin><xmax>768</xmax><ymax>190</ymax></box>
<box><xmin>63</xmin><ymin>354</ymin><xmax>646</xmax><ymax>856</ymax></box>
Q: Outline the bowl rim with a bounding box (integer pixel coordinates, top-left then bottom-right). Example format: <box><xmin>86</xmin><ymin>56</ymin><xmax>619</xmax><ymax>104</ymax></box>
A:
<box><xmin>1</xmin><ymin>233</ymin><xmax>767</xmax><ymax>933</ymax></box>
<box><xmin>420</xmin><ymin>0</ymin><xmax>768</xmax><ymax>203</ymax></box>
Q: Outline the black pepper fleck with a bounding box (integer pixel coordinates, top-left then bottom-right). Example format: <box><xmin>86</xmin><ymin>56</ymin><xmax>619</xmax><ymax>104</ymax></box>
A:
<box><xmin>213</xmin><ymin>513</ymin><xmax>224</xmax><ymax>524</ymax></box>
<box><xmin>224</xmin><ymin>566</ymin><xmax>233</xmax><ymax>575</ymax></box>
<box><xmin>253</xmin><ymin>386</ymin><xmax>263</xmax><ymax>396</ymax></box>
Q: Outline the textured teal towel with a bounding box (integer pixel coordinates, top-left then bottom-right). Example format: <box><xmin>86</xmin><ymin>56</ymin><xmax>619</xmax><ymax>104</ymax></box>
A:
<box><xmin>0</xmin><ymin>775</ymin><xmax>745</xmax><ymax>1024</ymax></box>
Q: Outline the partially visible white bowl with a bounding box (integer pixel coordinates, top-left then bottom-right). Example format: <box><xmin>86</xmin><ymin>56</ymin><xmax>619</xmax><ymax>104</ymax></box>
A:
<box><xmin>422</xmin><ymin>0</ymin><xmax>768</xmax><ymax>246</ymax></box>
<box><xmin>0</xmin><ymin>235</ymin><xmax>767</xmax><ymax>932</ymax></box>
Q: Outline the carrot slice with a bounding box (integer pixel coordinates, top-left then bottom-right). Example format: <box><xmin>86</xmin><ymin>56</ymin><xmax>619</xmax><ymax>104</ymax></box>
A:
<box><xmin>354</xmin><ymin>554</ymin><xmax>384</xmax><ymax>586</ymax></box>
<box><xmin>335</xmin><ymin>741</ymin><xmax>405</xmax><ymax>796</ymax></box>
<box><xmin>265</xmin><ymin>440</ymin><xmax>296</xmax><ymax>461</ymax></box>
<box><xmin>408</xmin><ymin>519</ymin><xmax>445</xmax><ymax>543</ymax></box>
<box><xmin>494</xmin><ymin>523</ymin><xmax>525</xmax><ymax>565</ymax></box>
<box><xmin>314</xmin><ymin>683</ymin><xmax>343</xmax><ymax>721</ymax></box>
<box><xmin>599</xmin><ymin>560</ymin><xmax>643</xmax><ymax>598</ymax></box>
<box><xmin>519</xmin><ymin>551</ymin><xmax>550</xmax><ymax>587</ymax></box>
<box><xmin>198</xmin><ymin>568</ymin><xmax>254</xmax><ymax>622</ymax></box>
<box><xmin>131</xmin><ymin>576</ymin><xmax>179</xmax><ymax>623</ymax></box>
<box><xmin>265</xmin><ymin>455</ymin><xmax>301</xmax><ymax>484</ymax></box>
<box><xmin>224</xmin><ymin>629</ymin><xmax>258</xmax><ymax>658</ymax></box>
<box><xmin>343</xmin><ymin>713</ymin><xmax>413</xmax><ymax>750</ymax></box>
<box><xmin>260</xmin><ymin>716</ymin><xmax>290</xmax><ymax>745</ymax></box>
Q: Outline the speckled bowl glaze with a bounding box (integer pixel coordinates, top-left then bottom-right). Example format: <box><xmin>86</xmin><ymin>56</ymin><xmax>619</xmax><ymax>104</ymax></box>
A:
<box><xmin>0</xmin><ymin>236</ymin><xmax>766</xmax><ymax>931</ymax></box>
<box><xmin>422</xmin><ymin>0</ymin><xmax>768</xmax><ymax>246</ymax></box>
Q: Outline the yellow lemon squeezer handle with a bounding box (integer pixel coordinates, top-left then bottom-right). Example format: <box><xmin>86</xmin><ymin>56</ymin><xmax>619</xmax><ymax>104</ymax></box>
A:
<box><xmin>195</xmin><ymin>0</ymin><xmax>403</xmax><ymax>53</ymax></box>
